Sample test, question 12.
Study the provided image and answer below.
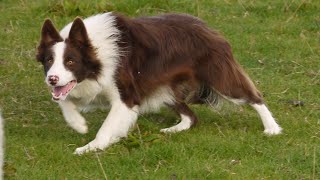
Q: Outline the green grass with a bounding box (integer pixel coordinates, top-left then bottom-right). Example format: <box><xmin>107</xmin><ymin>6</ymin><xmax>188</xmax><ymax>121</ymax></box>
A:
<box><xmin>1</xmin><ymin>0</ymin><xmax>319</xmax><ymax>179</ymax></box>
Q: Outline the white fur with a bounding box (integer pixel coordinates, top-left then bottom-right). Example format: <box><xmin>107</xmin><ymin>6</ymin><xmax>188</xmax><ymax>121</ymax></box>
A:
<box><xmin>66</xmin><ymin>79</ymin><xmax>110</xmax><ymax>112</ymax></box>
<box><xmin>222</xmin><ymin>96</ymin><xmax>282</xmax><ymax>135</ymax></box>
<box><xmin>58</xmin><ymin>101</ymin><xmax>88</xmax><ymax>134</ymax></box>
<box><xmin>74</xmin><ymin>100</ymin><xmax>138</xmax><ymax>155</ymax></box>
<box><xmin>56</xmin><ymin>13</ymin><xmax>131</xmax><ymax>154</ymax></box>
<box><xmin>60</xmin><ymin>13</ymin><xmax>120</xmax><ymax>101</ymax></box>
<box><xmin>139</xmin><ymin>86</ymin><xmax>175</xmax><ymax>114</ymax></box>
<box><xmin>160</xmin><ymin>114</ymin><xmax>192</xmax><ymax>133</ymax></box>
<box><xmin>251</xmin><ymin>104</ymin><xmax>282</xmax><ymax>135</ymax></box>
<box><xmin>221</xmin><ymin>95</ymin><xmax>246</xmax><ymax>105</ymax></box>
<box><xmin>46</xmin><ymin>42</ymin><xmax>75</xmax><ymax>87</ymax></box>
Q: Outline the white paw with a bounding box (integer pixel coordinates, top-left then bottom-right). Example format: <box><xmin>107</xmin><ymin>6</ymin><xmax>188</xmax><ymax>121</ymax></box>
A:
<box><xmin>160</xmin><ymin>124</ymin><xmax>190</xmax><ymax>134</ymax></box>
<box><xmin>160</xmin><ymin>116</ymin><xmax>192</xmax><ymax>134</ymax></box>
<box><xmin>74</xmin><ymin>140</ymin><xmax>105</xmax><ymax>155</ymax></box>
<box><xmin>160</xmin><ymin>127</ymin><xmax>176</xmax><ymax>133</ymax></box>
<box><xmin>71</xmin><ymin>123</ymin><xmax>88</xmax><ymax>134</ymax></box>
<box><xmin>74</xmin><ymin>145</ymin><xmax>95</xmax><ymax>155</ymax></box>
<box><xmin>264</xmin><ymin>125</ymin><xmax>283</xmax><ymax>135</ymax></box>
<box><xmin>66</xmin><ymin>114</ymin><xmax>88</xmax><ymax>134</ymax></box>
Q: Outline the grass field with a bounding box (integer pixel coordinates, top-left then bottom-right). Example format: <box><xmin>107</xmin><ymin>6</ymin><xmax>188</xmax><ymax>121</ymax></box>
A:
<box><xmin>0</xmin><ymin>0</ymin><xmax>319</xmax><ymax>179</ymax></box>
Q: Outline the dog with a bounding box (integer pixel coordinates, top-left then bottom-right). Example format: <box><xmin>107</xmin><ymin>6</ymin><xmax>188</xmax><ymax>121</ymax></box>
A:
<box><xmin>36</xmin><ymin>12</ymin><xmax>282</xmax><ymax>155</ymax></box>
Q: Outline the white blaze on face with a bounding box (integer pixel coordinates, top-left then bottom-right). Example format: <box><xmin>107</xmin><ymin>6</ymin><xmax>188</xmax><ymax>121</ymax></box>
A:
<box><xmin>46</xmin><ymin>42</ymin><xmax>74</xmax><ymax>86</ymax></box>
<box><xmin>46</xmin><ymin>42</ymin><xmax>77</xmax><ymax>101</ymax></box>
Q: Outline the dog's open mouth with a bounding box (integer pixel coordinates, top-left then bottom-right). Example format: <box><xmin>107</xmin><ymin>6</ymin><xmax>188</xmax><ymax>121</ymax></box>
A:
<box><xmin>51</xmin><ymin>80</ymin><xmax>77</xmax><ymax>101</ymax></box>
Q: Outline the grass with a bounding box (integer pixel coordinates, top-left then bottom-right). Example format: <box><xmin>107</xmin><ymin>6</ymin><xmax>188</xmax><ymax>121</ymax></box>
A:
<box><xmin>0</xmin><ymin>0</ymin><xmax>319</xmax><ymax>179</ymax></box>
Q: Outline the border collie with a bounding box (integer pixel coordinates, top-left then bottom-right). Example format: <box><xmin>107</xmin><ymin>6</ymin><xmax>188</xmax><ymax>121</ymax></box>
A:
<box><xmin>36</xmin><ymin>13</ymin><xmax>282</xmax><ymax>155</ymax></box>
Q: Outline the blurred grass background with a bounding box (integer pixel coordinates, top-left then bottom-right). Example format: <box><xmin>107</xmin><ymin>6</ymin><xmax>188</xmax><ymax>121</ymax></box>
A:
<box><xmin>0</xmin><ymin>0</ymin><xmax>319</xmax><ymax>179</ymax></box>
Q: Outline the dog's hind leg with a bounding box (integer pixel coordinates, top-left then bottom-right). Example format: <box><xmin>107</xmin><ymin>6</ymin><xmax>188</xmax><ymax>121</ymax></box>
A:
<box><xmin>209</xmin><ymin>67</ymin><xmax>282</xmax><ymax>135</ymax></box>
<box><xmin>226</xmin><ymin>98</ymin><xmax>282</xmax><ymax>135</ymax></box>
<box><xmin>198</xmin><ymin>47</ymin><xmax>282</xmax><ymax>135</ymax></box>
<box><xmin>58</xmin><ymin>100</ymin><xmax>88</xmax><ymax>134</ymax></box>
<box><xmin>219</xmin><ymin>89</ymin><xmax>283</xmax><ymax>135</ymax></box>
<box><xmin>160</xmin><ymin>103</ymin><xmax>198</xmax><ymax>133</ymax></box>
<box><xmin>250</xmin><ymin>103</ymin><xmax>282</xmax><ymax>135</ymax></box>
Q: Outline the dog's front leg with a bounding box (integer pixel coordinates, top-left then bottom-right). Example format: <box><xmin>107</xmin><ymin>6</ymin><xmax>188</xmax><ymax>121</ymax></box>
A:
<box><xmin>74</xmin><ymin>100</ymin><xmax>139</xmax><ymax>155</ymax></box>
<box><xmin>58</xmin><ymin>100</ymin><xmax>88</xmax><ymax>134</ymax></box>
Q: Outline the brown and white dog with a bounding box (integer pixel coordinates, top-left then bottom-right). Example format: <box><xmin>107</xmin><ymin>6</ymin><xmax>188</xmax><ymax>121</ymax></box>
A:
<box><xmin>36</xmin><ymin>13</ymin><xmax>282</xmax><ymax>155</ymax></box>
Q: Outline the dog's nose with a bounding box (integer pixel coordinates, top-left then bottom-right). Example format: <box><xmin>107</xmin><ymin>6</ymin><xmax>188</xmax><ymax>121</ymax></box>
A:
<box><xmin>48</xmin><ymin>75</ymin><xmax>59</xmax><ymax>86</ymax></box>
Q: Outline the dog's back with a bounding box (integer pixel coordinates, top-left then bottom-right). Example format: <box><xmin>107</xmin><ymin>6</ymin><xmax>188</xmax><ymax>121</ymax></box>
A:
<box><xmin>114</xmin><ymin>13</ymin><xmax>262</xmax><ymax>106</ymax></box>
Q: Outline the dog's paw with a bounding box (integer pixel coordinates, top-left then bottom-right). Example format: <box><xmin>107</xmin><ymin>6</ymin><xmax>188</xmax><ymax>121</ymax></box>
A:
<box><xmin>160</xmin><ymin>127</ymin><xmax>182</xmax><ymax>133</ymax></box>
<box><xmin>160</xmin><ymin>119</ymin><xmax>192</xmax><ymax>133</ymax></box>
<box><xmin>72</xmin><ymin>123</ymin><xmax>88</xmax><ymax>134</ymax></box>
<box><xmin>160</xmin><ymin>128</ymin><xmax>174</xmax><ymax>133</ymax></box>
<box><xmin>74</xmin><ymin>145</ymin><xmax>95</xmax><ymax>155</ymax></box>
<box><xmin>73</xmin><ymin>140</ymin><xmax>106</xmax><ymax>155</ymax></box>
<box><xmin>160</xmin><ymin>126</ymin><xmax>190</xmax><ymax>133</ymax></box>
<box><xmin>264</xmin><ymin>125</ymin><xmax>283</xmax><ymax>135</ymax></box>
<box><xmin>66</xmin><ymin>115</ymin><xmax>88</xmax><ymax>134</ymax></box>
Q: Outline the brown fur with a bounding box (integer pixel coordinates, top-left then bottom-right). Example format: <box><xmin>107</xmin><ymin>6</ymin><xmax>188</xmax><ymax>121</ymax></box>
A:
<box><xmin>113</xmin><ymin>13</ymin><xmax>263</xmax><ymax>125</ymax></box>
<box><xmin>36</xmin><ymin>19</ymin><xmax>63</xmax><ymax>74</ymax></box>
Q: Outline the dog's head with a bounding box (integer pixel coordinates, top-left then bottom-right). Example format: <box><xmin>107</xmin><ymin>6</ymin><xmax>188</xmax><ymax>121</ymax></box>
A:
<box><xmin>36</xmin><ymin>18</ymin><xmax>101</xmax><ymax>101</ymax></box>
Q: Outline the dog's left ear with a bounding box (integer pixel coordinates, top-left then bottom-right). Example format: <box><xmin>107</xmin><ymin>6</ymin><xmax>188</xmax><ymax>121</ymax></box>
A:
<box><xmin>69</xmin><ymin>17</ymin><xmax>90</xmax><ymax>46</ymax></box>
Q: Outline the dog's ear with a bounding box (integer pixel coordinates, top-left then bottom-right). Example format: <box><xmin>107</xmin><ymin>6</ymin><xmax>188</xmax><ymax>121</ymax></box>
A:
<box><xmin>40</xmin><ymin>19</ymin><xmax>63</xmax><ymax>46</ymax></box>
<box><xmin>36</xmin><ymin>19</ymin><xmax>62</xmax><ymax>62</ymax></box>
<box><xmin>68</xmin><ymin>17</ymin><xmax>89</xmax><ymax>46</ymax></box>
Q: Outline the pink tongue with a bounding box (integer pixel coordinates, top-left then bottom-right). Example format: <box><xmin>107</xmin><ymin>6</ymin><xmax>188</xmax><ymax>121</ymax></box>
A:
<box><xmin>53</xmin><ymin>81</ymin><xmax>76</xmax><ymax>97</ymax></box>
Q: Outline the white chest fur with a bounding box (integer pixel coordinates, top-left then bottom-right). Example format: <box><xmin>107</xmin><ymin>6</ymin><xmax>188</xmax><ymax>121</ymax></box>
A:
<box><xmin>67</xmin><ymin>80</ymin><xmax>111</xmax><ymax>112</ymax></box>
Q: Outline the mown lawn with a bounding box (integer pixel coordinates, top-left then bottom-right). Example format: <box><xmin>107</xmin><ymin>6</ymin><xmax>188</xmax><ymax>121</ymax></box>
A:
<box><xmin>0</xmin><ymin>0</ymin><xmax>319</xmax><ymax>179</ymax></box>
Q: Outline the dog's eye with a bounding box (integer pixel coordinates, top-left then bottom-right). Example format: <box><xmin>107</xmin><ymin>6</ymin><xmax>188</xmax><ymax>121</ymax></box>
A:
<box><xmin>47</xmin><ymin>59</ymin><xmax>53</xmax><ymax>64</ymax></box>
<box><xmin>67</xmin><ymin>59</ymin><xmax>74</xmax><ymax>66</ymax></box>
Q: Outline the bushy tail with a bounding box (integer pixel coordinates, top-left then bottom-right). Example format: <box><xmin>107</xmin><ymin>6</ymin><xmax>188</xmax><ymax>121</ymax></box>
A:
<box><xmin>189</xmin><ymin>84</ymin><xmax>221</xmax><ymax>108</ymax></box>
